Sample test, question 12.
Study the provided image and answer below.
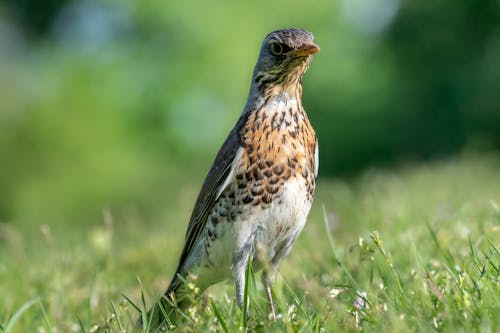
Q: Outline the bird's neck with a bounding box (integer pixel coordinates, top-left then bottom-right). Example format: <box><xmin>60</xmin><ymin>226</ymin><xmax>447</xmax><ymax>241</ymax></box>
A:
<box><xmin>245</xmin><ymin>79</ymin><xmax>303</xmax><ymax>116</ymax></box>
<box><xmin>237</xmin><ymin>81</ymin><xmax>310</xmax><ymax>142</ymax></box>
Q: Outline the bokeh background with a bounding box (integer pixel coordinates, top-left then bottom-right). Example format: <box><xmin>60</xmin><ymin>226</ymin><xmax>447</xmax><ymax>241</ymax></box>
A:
<box><xmin>1</xmin><ymin>0</ymin><xmax>499</xmax><ymax>233</ymax></box>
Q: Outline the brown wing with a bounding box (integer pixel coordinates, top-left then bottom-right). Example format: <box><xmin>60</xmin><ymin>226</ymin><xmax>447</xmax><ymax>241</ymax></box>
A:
<box><xmin>174</xmin><ymin>126</ymin><xmax>242</xmax><ymax>273</ymax></box>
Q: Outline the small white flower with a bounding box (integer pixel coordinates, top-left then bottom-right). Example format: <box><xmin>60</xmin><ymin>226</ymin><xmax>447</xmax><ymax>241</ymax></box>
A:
<box><xmin>433</xmin><ymin>317</ymin><xmax>439</xmax><ymax>329</ymax></box>
<box><xmin>329</xmin><ymin>288</ymin><xmax>343</xmax><ymax>298</ymax></box>
<box><xmin>287</xmin><ymin>304</ymin><xmax>297</xmax><ymax>320</ymax></box>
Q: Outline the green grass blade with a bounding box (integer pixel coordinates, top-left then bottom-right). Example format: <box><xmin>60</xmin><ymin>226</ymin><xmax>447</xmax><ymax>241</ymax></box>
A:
<box><xmin>110</xmin><ymin>301</ymin><xmax>123</xmax><ymax>331</ymax></box>
<box><xmin>485</xmin><ymin>239</ymin><xmax>499</xmax><ymax>275</ymax></box>
<box><xmin>140</xmin><ymin>287</ymin><xmax>149</xmax><ymax>331</ymax></box>
<box><xmin>121</xmin><ymin>294</ymin><xmax>141</xmax><ymax>313</ymax></box>
<box><xmin>469</xmin><ymin>237</ymin><xmax>485</xmax><ymax>277</ymax></box>
<box><xmin>77</xmin><ymin>318</ymin><xmax>86</xmax><ymax>333</ymax></box>
<box><xmin>210</xmin><ymin>298</ymin><xmax>229</xmax><ymax>333</ymax></box>
<box><xmin>133</xmin><ymin>276</ymin><xmax>160</xmax><ymax>332</ymax></box>
<box><xmin>4</xmin><ymin>297</ymin><xmax>41</xmax><ymax>333</ymax></box>
<box><xmin>242</xmin><ymin>256</ymin><xmax>252</xmax><ymax>329</ymax></box>
<box><xmin>370</xmin><ymin>231</ymin><xmax>404</xmax><ymax>293</ymax></box>
<box><xmin>38</xmin><ymin>299</ymin><xmax>52</xmax><ymax>333</ymax></box>
<box><xmin>487</xmin><ymin>239</ymin><xmax>499</xmax><ymax>256</ymax></box>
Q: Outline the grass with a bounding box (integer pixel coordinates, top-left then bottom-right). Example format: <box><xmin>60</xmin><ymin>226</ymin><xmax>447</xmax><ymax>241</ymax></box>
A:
<box><xmin>0</xmin><ymin>152</ymin><xmax>499</xmax><ymax>332</ymax></box>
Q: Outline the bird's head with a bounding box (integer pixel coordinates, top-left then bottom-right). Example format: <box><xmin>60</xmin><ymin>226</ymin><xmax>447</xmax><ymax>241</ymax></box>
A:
<box><xmin>252</xmin><ymin>28</ymin><xmax>319</xmax><ymax>95</ymax></box>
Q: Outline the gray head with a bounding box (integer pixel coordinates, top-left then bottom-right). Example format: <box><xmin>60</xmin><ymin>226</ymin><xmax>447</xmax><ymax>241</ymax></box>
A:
<box><xmin>252</xmin><ymin>28</ymin><xmax>319</xmax><ymax>94</ymax></box>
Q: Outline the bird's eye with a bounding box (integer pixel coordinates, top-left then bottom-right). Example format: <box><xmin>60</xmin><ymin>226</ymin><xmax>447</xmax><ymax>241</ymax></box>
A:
<box><xmin>269</xmin><ymin>42</ymin><xmax>284</xmax><ymax>55</ymax></box>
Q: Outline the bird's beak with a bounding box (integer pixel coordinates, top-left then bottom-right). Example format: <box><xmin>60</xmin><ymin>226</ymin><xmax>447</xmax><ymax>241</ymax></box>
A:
<box><xmin>291</xmin><ymin>42</ymin><xmax>320</xmax><ymax>57</ymax></box>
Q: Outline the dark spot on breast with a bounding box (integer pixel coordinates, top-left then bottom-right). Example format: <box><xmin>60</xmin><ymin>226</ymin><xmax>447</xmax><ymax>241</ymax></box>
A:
<box><xmin>279</xmin><ymin>111</ymin><xmax>285</xmax><ymax>124</ymax></box>
<box><xmin>262</xmin><ymin>193</ymin><xmax>272</xmax><ymax>204</ymax></box>
<box><xmin>267</xmin><ymin>185</ymin><xmax>279</xmax><ymax>194</ymax></box>
<box><xmin>264</xmin><ymin>169</ymin><xmax>272</xmax><ymax>177</ymax></box>
<box><xmin>252</xmin><ymin>168</ymin><xmax>263</xmax><ymax>180</ymax></box>
<box><xmin>258</xmin><ymin>161</ymin><xmax>266</xmax><ymax>169</ymax></box>
<box><xmin>251</xmin><ymin>186</ymin><xmax>264</xmax><ymax>196</ymax></box>
<box><xmin>242</xmin><ymin>195</ymin><xmax>253</xmax><ymax>204</ymax></box>
<box><xmin>269</xmin><ymin>175</ymin><xmax>280</xmax><ymax>185</ymax></box>
<box><xmin>271</xmin><ymin>113</ymin><xmax>278</xmax><ymax>129</ymax></box>
<box><xmin>265</xmin><ymin>160</ymin><xmax>273</xmax><ymax>167</ymax></box>
<box><xmin>281</xmin><ymin>134</ymin><xmax>287</xmax><ymax>145</ymax></box>
<box><xmin>272</xmin><ymin>164</ymin><xmax>284</xmax><ymax>175</ymax></box>
<box><xmin>283</xmin><ymin>168</ymin><xmax>291</xmax><ymax>180</ymax></box>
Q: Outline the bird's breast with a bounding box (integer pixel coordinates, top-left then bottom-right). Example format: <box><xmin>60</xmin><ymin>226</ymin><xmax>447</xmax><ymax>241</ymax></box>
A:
<box><xmin>237</xmin><ymin>96</ymin><xmax>317</xmax><ymax>208</ymax></box>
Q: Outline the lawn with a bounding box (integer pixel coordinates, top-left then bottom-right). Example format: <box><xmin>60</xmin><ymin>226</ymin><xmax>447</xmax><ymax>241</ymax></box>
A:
<box><xmin>1</xmin><ymin>152</ymin><xmax>498</xmax><ymax>332</ymax></box>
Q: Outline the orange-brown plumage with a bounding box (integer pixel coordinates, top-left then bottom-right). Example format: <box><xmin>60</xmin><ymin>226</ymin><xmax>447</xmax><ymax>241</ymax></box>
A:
<box><xmin>239</xmin><ymin>98</ymin><xmax>317</xmax><ymax>206</ymax></box>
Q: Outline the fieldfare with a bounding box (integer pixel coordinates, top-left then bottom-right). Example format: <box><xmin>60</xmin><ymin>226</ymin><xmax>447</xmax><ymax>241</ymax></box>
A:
<box><xmin>143</xmin><ymin>28</ymin><xmax>319</xmax><ymax>329</ymax></box>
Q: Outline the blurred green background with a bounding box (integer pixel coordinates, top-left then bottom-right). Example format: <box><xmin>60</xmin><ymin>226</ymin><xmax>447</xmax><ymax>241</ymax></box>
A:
<box><xmin>0</xmin><ymin>0</ymin><xmax>499</xmax><ymax>230</ymax></box>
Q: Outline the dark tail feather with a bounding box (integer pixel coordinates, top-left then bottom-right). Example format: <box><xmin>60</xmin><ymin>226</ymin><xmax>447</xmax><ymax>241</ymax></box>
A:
<box><xmin>137</xmin><ymin>275</ymin><xmax>192</xmax><ymax>332</ymax></box>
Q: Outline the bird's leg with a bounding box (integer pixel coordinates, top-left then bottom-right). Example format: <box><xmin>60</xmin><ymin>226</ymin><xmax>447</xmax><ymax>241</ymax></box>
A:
<box><xmin>262</xmin><ymin>270</ymin><xmax>276</xmax><ymax>320</ymax></box>
<box><xmin>262</xmin><ymin>269</ymin><xmax>276</xmax><ymax>320</ymax></box>
<box><xmin>232</xmin><ymin>242</ymin><xmax>252</xmax><ymax>314</ymax></box>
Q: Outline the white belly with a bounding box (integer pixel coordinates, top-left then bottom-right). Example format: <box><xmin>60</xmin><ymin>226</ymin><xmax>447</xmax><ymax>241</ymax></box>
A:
<box><xmin>246</xmin><ymin>177</ymin><xmax>312</xmax><ymax>263</ymax></box>
<box><xmin>188</xmin><ymin>177</ymin><xmax>312</xmax><ymax>287</ymax></box>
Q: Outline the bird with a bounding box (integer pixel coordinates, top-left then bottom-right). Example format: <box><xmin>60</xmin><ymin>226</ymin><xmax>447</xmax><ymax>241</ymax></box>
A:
<box><xmin>142</xmin><ymin>28</ymin><xmax>319</xmax><ymax>330</ymax></box>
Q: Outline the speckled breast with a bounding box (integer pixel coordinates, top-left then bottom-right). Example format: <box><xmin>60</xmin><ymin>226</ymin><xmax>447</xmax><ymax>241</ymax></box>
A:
<box><xmin>236</xmin><ymin>99</ymin><xmax>317</xmax><ymax>209</ymax></box>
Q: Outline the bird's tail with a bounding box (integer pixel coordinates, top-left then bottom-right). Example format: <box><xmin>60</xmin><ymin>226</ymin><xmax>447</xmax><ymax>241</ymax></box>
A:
<box><xmin>137</xmin><ymin>274</ymin><xmax>199</xmax><ymax>332</ymax></box>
